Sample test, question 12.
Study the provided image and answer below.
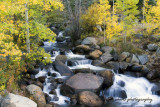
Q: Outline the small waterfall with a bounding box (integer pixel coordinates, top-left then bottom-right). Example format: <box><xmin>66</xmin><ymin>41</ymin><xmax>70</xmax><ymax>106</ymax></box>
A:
<box><xmin>35</xmin><ymin>68</ymin><xmax>48</xmax><ymax>78</ymax></box>
<box><xmin>69</xmin><ymin>59</ymin><xmax>106</xmax><ymax>71</ymax></box>
<box><xmin>57</xmin><ymin>31</ymin><xmax>64</xmax><ymax>37</ymax></box>
<box><xmin>65</xmin><ymin>50</ymin><xmax>85</xmax><ymax>59</ymax></box>
<box><xmin>103</xmin><ymin>74</ymin><xmax>160</xmax><ymax>106</ymax></box>
<box><xmin>35</xmin><ymin>68</ymin><xmax>70</xmax><ymax>105</ymax></box>
<box><xmin>51</xmin><ymin>51</ymin><xmax>60</xmax><ymax>61</ymax></box>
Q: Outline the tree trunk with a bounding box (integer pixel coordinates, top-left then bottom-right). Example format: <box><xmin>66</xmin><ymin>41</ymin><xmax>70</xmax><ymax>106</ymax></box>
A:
<box><xmin>25</xmin><ymin>3</ymin><xmax>30</xmax><ymax>53</ymax></box>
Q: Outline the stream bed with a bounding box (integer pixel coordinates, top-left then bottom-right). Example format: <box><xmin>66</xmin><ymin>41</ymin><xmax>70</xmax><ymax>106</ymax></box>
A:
<box><xmin>34</xmin><ymin>32</ymin><xmax>160</xmax><ymax>107</ymax></box>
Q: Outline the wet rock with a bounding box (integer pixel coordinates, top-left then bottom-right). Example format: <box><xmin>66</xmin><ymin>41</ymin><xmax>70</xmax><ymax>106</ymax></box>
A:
<box><xmin>33</xmin><ymin>81</ymin><xmax>43</xmax><ymax>89</ymax></box>
<box><xmin>75</xmin><ymin>45</ymin><xmax>91</xmax><ymax>54</ymax></box>
<box><xmin>89</xmin><ymin>50</ymin><xmax>103</xmax><ymax>59</ymax></box>
<box><xmin>56</xmin><ymin>36</ymin><xmax>64</xmax><ymax>42</ymax></box>
<box><xmin>141</xmin><ymin>66</ymin><xmax>150</xmax><ymax>76</ymax></box>
<box><xmin>55</xmin><ymin>55</ymin><xmax>67</xmax><ymax>64</ymax></box>
<box><xmin>73</xmin><ymin>68</ymin><xmax>94</xmax><ymax>74</ymax></box>
<box><xmin>38</xmin><ymin>76</ymin><xmax>46</xmax><ymax>83</ymax></box>
<box><xmin>101</xmin><ymin>46</ymin><xmax>115</xmax><ymax>53</ymax></box>
<box><xmin>100</xmin><ymin>70</ymin><xmax>114</xmax><ymax>88</ymax></box>
<box><xmin>49</xmin><ymin>82</ymin><xmax>58</xmax><ymax>90</ymax></box>
<box><xmin>26</xmin><ymin>84</ymin><xmax>46</xmax><ymax>107</ymax></box>
<box><xmin>124</xmin><ymin>71</ymin><xmax>137</xmax><ymax>77</ymax></box>
<box><xmin>53</xmin><ymin>60</ymin><xmax>73</xmax><ymax>76</ymax></box>
<box><xmin>49</xmin><ymin>102</ymin><xmax>61</xmax><ymax>107</ymax></box>
<box><xmin>55</xmin><ymin>78</ymin><xmax>64</xmax><ymax>84</ymax></box>
<box><xmin>147</xmin><ymin>70</ymin><xmax>158</xmax><ymax>80</ymax></box>
<box><xmin>106</xmin><ymin>61</ymin><xmax>120</xmax><ymax>71</ymax></box>
<box><xmin>61</xmin><ymin>73</ymin><xmax>104</xmax><ymax>95</ymax></box>
<box><xmin>104</xmin><ymin>87</ymin><xmax>127</xmax><ymax>99</ymax></box>
<box><xmin>49</xmin><ymin>90</ymin><xmax>57</xmax><ymax>95</ymax></box>
<box><xmin>138</xmin><ymin>54</ymin><xmax>148</xmax><ymax>65</ymax></box>
<box><xmin>130</xmin><ymin>54</ymin><xmax>139</xmax><ymax>64</ymax></box>
<box><xmin>71</xmin><ymin>98</ymin><xmax>77</xmax><ymax>105</ymax></box>
<box><xmin>78</xmin><ymin>91</ymin><xmax>103</xmax><ymax>107</ymax></box>
<box><xmin>1</xmin><ymin>93</ymin><xmax>37</xmax><ymax>107</ymax></box>
<box><xmin>119</xmin><ymin>62</ymin><xmax>132</xmax><ymax>71</ymax></box>
<box><xmin>27</xmin><ymin>69</ymin><xmax>39</xmax><ymax>75</ymax></box>
<box><xmin>92</xmin><ymin>59</ymin><xmax>106</xmax><ymax>67</ymax></box>
<box><xmin>147</xmin><ymin>44</ymin><xmax>158</xmax><ymax>51</ymax></box>
<box><xmin>100</xmin><ymin>52</ymin><xmax>113</xmax><ymax>63</ymax></box>
<box><xmin>117</xmin><ymin>80</ymin><xmax>125</xmax><ymax>87</ymax></box>
<box><xmin>81</xmin><ymin>37</ymin><xmax>97</xmax><ymax>45</ymax></box>
<box><xmin>45</xmin><ymin>93</ymin><xmax>52</xmax><ymax>103</ymax></box>
<box><xmin>151</xmin><ymin>83</ymin><xmax>160</xmax><ymax>96</ymax></box>
<box><xmin>118</xmin><ymin>52</ymin><xmax>130</xmax><ymax>62</ymax></box>
<box><xmin>131</xmin><ymin>64</ymin><xmax>143</xmax><ymax>72</ymax></box>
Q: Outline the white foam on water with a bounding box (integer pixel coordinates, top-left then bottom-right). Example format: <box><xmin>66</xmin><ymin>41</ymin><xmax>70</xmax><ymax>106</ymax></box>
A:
<box><xmin>65</xmin><ymin>50</ymin><xmax>85</xmax><ymax>59</ymax></box>
<box><xmin>51</xmin><ymin>51</ymin><xmax>60</xmax><ymax>61</ymax></box>
<box><xmin>51</xmin><ymin>85</ymin><xmax>70</xmax><ymax>105</ymax></box>
<box><xmin>105</xmin><ymin>74</ymin><xmax>160</xmax><ymax>106</ymax></box>
<box><xmin>35</xmin><ymin>68</ymin><xmax>48</xmax><ymax>78</ymax></box>
<box><xmin>69</xmin><ymin>59</ymin><xmax>106</xmax><ymax>71</ymax></box>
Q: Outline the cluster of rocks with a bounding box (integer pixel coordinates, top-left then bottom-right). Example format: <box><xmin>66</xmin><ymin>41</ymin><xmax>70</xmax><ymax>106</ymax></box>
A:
<box><xmin>3</xmin><ymin>36</ymin><xmax>160</xmax><ymax>107</ymax></box>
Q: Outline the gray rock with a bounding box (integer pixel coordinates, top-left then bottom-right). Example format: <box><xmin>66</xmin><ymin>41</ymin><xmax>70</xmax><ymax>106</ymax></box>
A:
<box><xmin>147</xmin><ymin>44</ymin><xmax>158</xmax><ymax>51</ymax></box>
<box><xmin>92</xmin><ymin>59</ymin><xmax>106</xmax><ymax>67</ymax></box>
<box><xmin>106</xmin><ymin>61</ymin><xmax>120</xmax><ymax>71</ymax></box>
<box><xmin>156</xmin><ymin>47</ymin><xmax>160</xmax><ymax>55</ymax></box>
<box><xmin>138</xmin><ymin>54</ymin><xmax>148</xmax><ymax>65</ymax></box>
<box><xmin>55</xmin><ymin>55</ymin><xmax>67</xmax><ymax>64</ymax></box>
<box><xmin>26</xmin><ymin>84</ymin><xmax>46</xmax><ymax>107</ymax></box>
<box><xmin>81</xmin><ymin>37</ymin><xmax>97</xmax><ymax>45</ymax></box>
<box><xmin>119</xmin><ymin>62</ymin><xmax>132</xmax><ymax>71</ymax></box>
<box><xmin>1</xmin><ymin>93</ymin><xmax>37</xmax><ymax>107</ymax></box>
<box><xmin>61</xmin><ymin>73</ymin><xmax>104</xmax><ymax>95</ymax></box>
<box><xmin>118</xmin><ymin>52</ymin><xmax>130</xmax><ymax>62</ymax></box>
<box><xmin>78</xmin><ymin>91</ymin><xmax>103</xmax><ymax>107</ymax></box>
<box><xmin>141</xmin><ymin>66</ymin><xmax>150</xmax><ymax>76</ymax></box>
<box><xmin>131</xmin><ymin>64</ymin><xmax>143</xmax><ymax>72</ymax></box>
<box><xmin>130</xmin><ymin>54</ymin><xmax>139</xmax><ymax>64</ymax></box>
<box><xmin>101</xmin><ymin>46</ymin><xmax>115</xmax><ymax>53</ymax></box>
<box><xmin>135</xmin><ymin>34</ymin><xmax>144</xmax><ymax>38</ymax></box>
<box><xmin>53</xmin><ymin>60</ymin><xmax>73</xmax><ymax>76</ymax></box>
<box><xmin>150</xmin><ymin>35</ymin><xmax>160</xmax><ymax>42</ymax></box>
<box><xmin>100</xmin><ymin>52</ymin><xmax>113</xmax><ymax>63</ymax></box>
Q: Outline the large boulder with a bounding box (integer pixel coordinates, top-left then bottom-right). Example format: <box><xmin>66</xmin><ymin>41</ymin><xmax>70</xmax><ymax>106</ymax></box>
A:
<box><xmin>26</xmin><ymin>84</ymin><xmax>46</xmax><ymax>107</ymax></box>
<box><xmin>61</xmin><ymin>73</ymin><xmax>104</xmax><ymax>95</ymax></box>
<box><xmin>78</xmin><ymin>91</ymin><xmax>103</xmax><ymax>107</ymax></box>
<box><xmin>100</xmin><ymin>70</ymin><xmax>114</xmax><ymax>88</ymax></box>
<box><xmin>1</xmin><ymin>93</ymin><xmax>37</xmax><ymax>107</ymax></box>
<box><xmin>55</xmin><ymin>55</ymin><xmax>67</xmax><ymax>64</ymax></box>
<box><xmin>118</xmin><ymin>52</ymin><xmax>130</xmax><ymax>62</ymax></box>
<box><xmin>138</xmin><ymin>54</ymin><xmax>148</xmax><ymax>65</ymax></box>
<box><xmin>81</xmin><ymin>37</ymin><xmax>97</xmax><ymax>45</ymax></box>
<box><xmin>74</xmin><ymin>45</ymin><xmax>91</xmax><ymax>54</ymax></box>
<box><xmin>53</xmin><ymin>60</ymin><xmax>73</xmax><ymax>76</ymax></box>
<box><xmin>147</xmin><ymin>44</ymin><xmax>158</xmax><ymax>51</ymax></box>
<box><xmin>100</xmin><ymin>52</ymin><xmax>113</xmax><ymax>63</ymax></box>
<box><xmin>89</xmin><ymin>50</ymin><xmax>103</xmax><ymax>59</ymax></box>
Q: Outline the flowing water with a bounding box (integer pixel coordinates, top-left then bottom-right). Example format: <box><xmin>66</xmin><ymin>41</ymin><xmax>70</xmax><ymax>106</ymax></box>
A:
<box><xmin>34</xmin><ymin>32</ymin><xmax>160</xmax><ymax>107</ymax></box>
